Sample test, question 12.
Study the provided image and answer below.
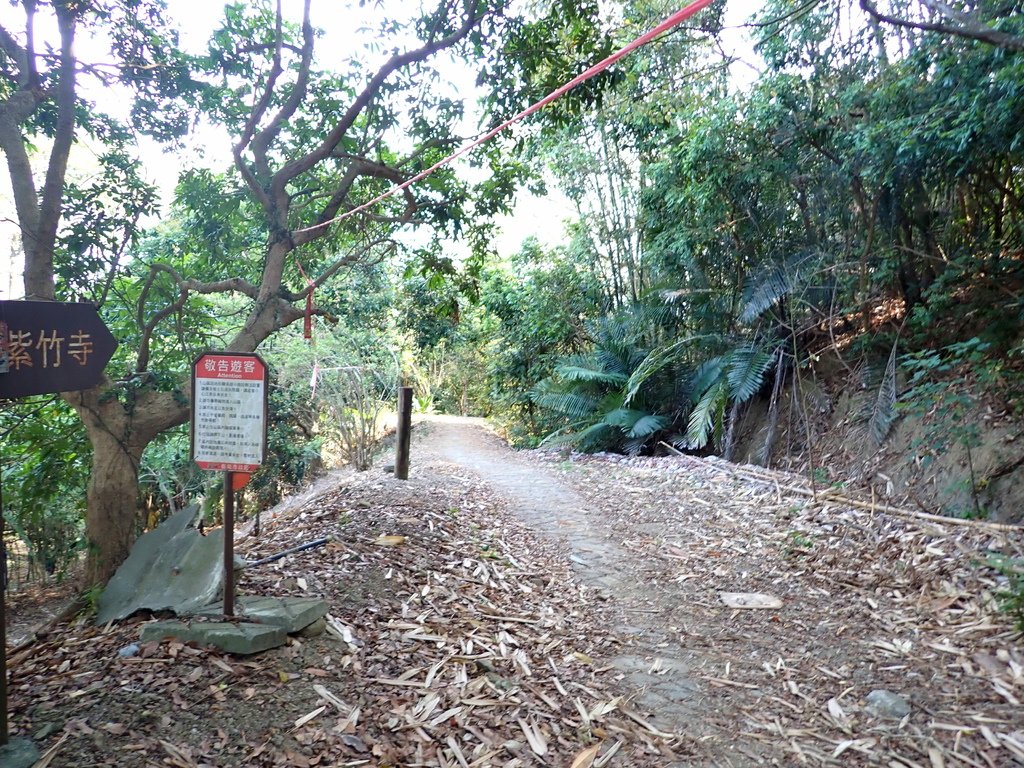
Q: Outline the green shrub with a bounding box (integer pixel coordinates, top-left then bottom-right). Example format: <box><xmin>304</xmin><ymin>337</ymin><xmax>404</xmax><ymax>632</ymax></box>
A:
<box><xmin>987</xmin><ymin>554</ymin><xmax>1024</xmax><ymax>632</ymax></box>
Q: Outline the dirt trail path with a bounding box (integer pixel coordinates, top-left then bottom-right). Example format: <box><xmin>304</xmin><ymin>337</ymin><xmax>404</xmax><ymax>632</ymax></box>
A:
<box><xmin>420</xmin><ymin>416</ymin><xmax>707</xmax><ymax>742</ymax></box>
<box><xmin>415</xmin><ymin>414</ymin><xmax>1024</xmax><ymax>767</ymax></box>
<box><xmin>8</xmin><ymin>415</ymin><xmax>1021</xmax><ymax>767</ymax></box>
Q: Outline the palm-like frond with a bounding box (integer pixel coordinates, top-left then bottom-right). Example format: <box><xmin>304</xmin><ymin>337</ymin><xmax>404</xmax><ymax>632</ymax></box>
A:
<box><xmin>573</xmin><ymin>420</ymin><xmax>618</xmax><ymax>449</ymax></box>
<box><xmin>593</xmin><ymin>345</ymin><xmax>635</xmax><ymax>378</ymax></box>
<box><xmin>685</xmin><ymin>378</ymin><xmax>727</xmax><ymax>449</ymax></box>
<box><xmin>739</xmin><ymin>250</ymin><xmax>826</xmax><ymax>325</ymax></box>
<box><xmin>538</xmin><ymin>428</ymin><xmax>582</xmax><ymax>449</ymax></box>
<box><xmin>530</xmin><ymin>388</ymin><xmax>601</xmax><ymax>420</ymax></box>
<box><xmin>603</xmin><ymin>407</ymin><xmax>647</xmax><ymax>428</ymax></box>
<box><xmin>623</xmin><ymin>334</ymin><xmax>721</xmax><ymax>405</ymax></box>
<box><xmin>539</xmin><ymin>420</ymin><xmax>615</xmax><ymax>450</ymax></box>
<box><xmin>627</xmin><ymin>413</ymin><xmax>669</xmax><ymax>438</ymax></box>
<box><xmin>739</xmin><ymin>265</ymin><xmax>791</xmax><ymax>324</ymax></box>
<box><xmin>689</xmin><ymin>357</ymin><xmax>726</xmax><ymax>398</ymax></box>
<box><xmin>622</xmin><ymin>435</ymin><xmax>649</xmax><ymax>456</ymax></box>
<box><xmin>624</xmin><ymin>295</ymin><xmax>680</xmax><ymax>333</ymax></box>
<box><xmin>554</xmin><ymin>364</ymin><xmax>629</xmax><ymax>386</ymax></box>
<box><xmin>726</xmin><ymin>344</ymin><xmax>775</xmax><ymax>402</ymax></box>
<box><xmin>868</xmin><ymin>339</ymin><xmax>899</xmax><ymax>446</ymax></box>
<box><xmin>666</xmin><ymin>432</ymin><xmax>689</xmax><ymax>451</ymax></box>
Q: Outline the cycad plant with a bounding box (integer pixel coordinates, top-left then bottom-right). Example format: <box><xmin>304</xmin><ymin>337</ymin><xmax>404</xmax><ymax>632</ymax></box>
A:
<box><xmin>681</xmin><ymin>342</ymin><xmax>778</xmax><ymax>451</ymax></box>
<box><xmin>533</xmin><ymin>313</ymin><xmax>676</xmax><ymax>454</ymax></box>
<box><xmin>533</xmin><ymin>284</ymin><xmax>788</xmax><ymax>456</ymax></box>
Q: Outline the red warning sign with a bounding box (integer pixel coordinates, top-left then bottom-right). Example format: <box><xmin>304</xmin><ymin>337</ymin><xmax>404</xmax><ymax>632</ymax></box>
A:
<box><xmin>190</xmin><ymin>353</ymin><xmax>268</xmax><ymax>472</ymax></box>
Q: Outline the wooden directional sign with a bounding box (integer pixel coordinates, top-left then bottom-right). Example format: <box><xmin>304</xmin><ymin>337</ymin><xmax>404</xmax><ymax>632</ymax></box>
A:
<box><xmin>0</xmin><ymin>300</ymin><xmax>118</xmax><ymax>399</ymax></box>
<box><xmin>190</xmin><ymin>352</ymin><xmax>268</xmax><ymax>473</ymax></box>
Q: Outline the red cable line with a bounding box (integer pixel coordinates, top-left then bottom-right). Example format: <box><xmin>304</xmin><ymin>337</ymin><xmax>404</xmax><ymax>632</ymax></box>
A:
<box><xmin>293</xmin><ymin>0</ymin><xmax>716</xmax><ymax>236</ymax></box>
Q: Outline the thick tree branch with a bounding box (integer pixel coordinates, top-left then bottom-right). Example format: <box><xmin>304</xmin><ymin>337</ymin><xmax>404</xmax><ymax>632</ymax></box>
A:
<box><xmin>231</xmin><ymin>235</ymin><xmax>394</xmax><ymax>352</ymax></box>
<box><xmin>272</xmin><ymin>0</ymin><xmax>482</xmax><ymax>194</ymax></box>
<box><xmin>231</xmin><ymin>0</ymin><xmax>314</xmax><ymax>238</ymax></box>
<box><xmin>230</xmin><ymin>3</ymin><xmax>287</xmax><ymax>213</ymax></box>
<box><xmin>136</xmin><ymin>263</ymin><xmax>260</xmax><ymax>372</ymax></box>
<box><xmin>278</xmin><ymin>237</ymin><xmax>395</xmax><ymax>301</ymax></box>
<box><xmin>30</xmin><ymin>4</ymin><xmax>78</xmax><ymax>300</ymax></box>
<box><xmin>0</xmin><ymin>5</ymin><xmax>46</xmax><ymax>290</ymax></box>
<box><xmin>248</xmin><ymin>0</ymin><xmax>314</xmax><ymax>184</ymax></box>
<box><xmin>860</xmin><ymin>0</ymin><xmax>1024</xmax><ymax>51</ymax></box>
<box><xmin>234</xmin><ymin>0</ymin><xmax>286</xmax><ymax>186</ymax></box>
<box><xmin>98</xmin><ymin>207</ymin><xmax>145</xmax><ymax>307</ymax></box>
<box><xmin>22</xmin><ymin>0</ymin><xmax>37</xmax><ymax>88</ymax></box>
<box><xmin>230</xmin><ymin>294</ymin><xmax>306</xmax><ymax>352</ymax></box>
<box><xmin>136</xmin><ymin>263</ymin><xmax>187</xmax><ymax>373</ymax></box>
<box><xmin>181</xmin><ymin>276</ymin><xmax>260</xmax><ymax>297</ymax></box>
<box><xmin>235</xmin><ymin>41</ymin><xmax>304</xmax><ymax>57</ymax></box>
<box><xmin>294</xmin><ymin>156</ymin><xmax>417</xmax><ymax>245</ymax></box>
<box><xmin>0</xmin><ymin>24</ymin><xmax>29</xmax><ymax>87</ymax></box>
<box><xmin>0</xmin><ymin>93</ymin><xmax>42</xmax><ymax>252</ymax></box>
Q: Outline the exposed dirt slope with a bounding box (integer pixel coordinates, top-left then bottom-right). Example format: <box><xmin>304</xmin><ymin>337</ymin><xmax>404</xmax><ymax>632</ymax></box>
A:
<box><xmin>728</xmin><ymin>355</ymin><xmax>1024</xmax><ymax>524</ymax></box>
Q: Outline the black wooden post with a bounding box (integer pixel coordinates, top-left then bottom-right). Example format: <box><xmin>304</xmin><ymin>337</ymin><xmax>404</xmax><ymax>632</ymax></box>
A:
<box><xmin>395</xmin><ymin>386</ymin><xmax>412</xmax><ymax>480</ymax></box>
<box><xmin>223</xmin><ymin>472</ymin><xmax>235</xmax><ymax>617</ymax></box>
<box><xmin>0</xmin><ymin>477</ymin><xmax>7</xmax><ymax>747</ymax></box>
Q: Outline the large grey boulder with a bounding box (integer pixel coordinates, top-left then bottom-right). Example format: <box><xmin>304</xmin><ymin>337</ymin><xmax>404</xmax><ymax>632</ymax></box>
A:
<box><xmin>97</xmin><ymin>506</ymin><xmax>226</xmax><ymax>625</ymax></box>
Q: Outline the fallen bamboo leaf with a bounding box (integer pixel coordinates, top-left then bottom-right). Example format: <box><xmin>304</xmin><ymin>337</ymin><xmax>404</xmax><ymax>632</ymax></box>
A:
<box><xmin>372</xmin><ymin>677</ymin><xmax>427</xmax><ymax>688</ymax></box>
<box><xmin>31</xmin><ymin>733</ymin><xmax>69</xmax><ymax>768</ymax></box>
<box><xmin>446</xmin><ymin>734</ymin><xmax>470</xmax><ymax>768</ymax></box>
<box><xmin>374</xmin><ymin>534</ymin><xmax>406</xmax><ymax>546</ymax></box>
<box><xmin>620</xmin><ymin>707</ymin><xmax>676</xmax><ymax>739</ymax></box>
<box><xmin>293</xmin><ymin>704</ymin><xmax>327</xmax><ymax>729</ymax></box>
<box><xmin>570</xmin><ymin>743</ymin><xmax>601</xmax><ymax>768</ymax></box>
<box><xmin>517</xmin><ymin>717</ymin><xmax>548</xmax><ymax>756</ymax></box>
<box><xmin>593</xmin><ymin>740</ymin><xmax>622</xmax><ymax>768</ymax></box>
<box><xmin>719</xmin><ymin>592</ymin><xmax>783</xmax><ymax>609</ymax></box>
<box><xmin>827</xmin><ymin>697</ymin><xmax>846</xmax><ymax>721</ymax></box>
<box><xmin>588</xmin><ymin>698</ymin><xmax>619</xmax><ymax>719</ymax></box>
<box><xmin>837</xmin><ymin>737</ymin><xmax>878</xmax><ymax>758</ymax></box>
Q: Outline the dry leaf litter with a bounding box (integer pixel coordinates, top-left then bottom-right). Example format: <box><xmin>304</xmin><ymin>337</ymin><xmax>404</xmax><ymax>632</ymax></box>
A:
<box><xmin>8</xmin><ymin>453</ymin><xmax>678</xmax><ymax>766</ymax></box>
<box><xmin>527</xmin><ymin>444</ymin><xmax>1024</xmax><ymax>767</ymax></box>
<box><xmin>6</xmin><ymin>416</ymin><xmax>1024</xmax><ymax>768</ymax></box>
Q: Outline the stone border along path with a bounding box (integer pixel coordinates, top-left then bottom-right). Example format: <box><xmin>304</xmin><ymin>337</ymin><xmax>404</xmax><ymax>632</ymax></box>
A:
<box><xmin>420</xmin><ymin>415</ymin><xmax>714</xmax><ymax>758</ymax></box>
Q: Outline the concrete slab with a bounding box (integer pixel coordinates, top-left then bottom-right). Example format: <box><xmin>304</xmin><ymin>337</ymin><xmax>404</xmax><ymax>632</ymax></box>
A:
<box><xmin>193</xmin><ymin>596</ymin><xmax>328</xmax><ymax>633</ymax></box>
<box><xmin>97</xmin><ymin>506</ymin><xmax>226</xmax><ymax>625</ymax></box>
<box><xmin>0</xmin><ymin>737</ymin><xmax>39</xmax><ymax>768</ymax></box>
<box><xmin>140</xmin><ymin>619</ymin><xmax>287</xmax><ymax>655</ymax></box>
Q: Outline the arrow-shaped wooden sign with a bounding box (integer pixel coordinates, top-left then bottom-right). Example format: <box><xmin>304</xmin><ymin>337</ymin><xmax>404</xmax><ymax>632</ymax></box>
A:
<box><xmin>0</xmin><ymin>301</ymin><xmax>118</xmax><ymax>399</ymax></box>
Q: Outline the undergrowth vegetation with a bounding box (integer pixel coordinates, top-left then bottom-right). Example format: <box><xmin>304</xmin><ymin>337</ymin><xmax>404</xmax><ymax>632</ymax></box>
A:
<box><xmin>409</xmin><ymin>1</ymin><xmax>1024</xmax><ymax>494</ymax></box>
<box><xmin>3</xmin><ymin>0</ymin><xmax>1024</xmax><ymax>596</ymax></box>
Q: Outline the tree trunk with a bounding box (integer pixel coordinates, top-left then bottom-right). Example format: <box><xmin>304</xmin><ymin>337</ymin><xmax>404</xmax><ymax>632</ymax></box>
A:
<box><xmin>83</xmin><ymin>424</ymin><xmax>145</xmax><ymax>586</ymax></box>
<box><xmin>69</xmin><ymin>387</ymin><xmax>188</xmax><ymax>585</ymax></box>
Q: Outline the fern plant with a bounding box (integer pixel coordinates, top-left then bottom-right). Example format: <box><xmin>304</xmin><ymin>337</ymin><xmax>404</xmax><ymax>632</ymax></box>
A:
<box><xmin>855</xmin><ymin>337</ymin><xmax>900</xmax><ymax>447</ymax></box>
<box><xmin>739</xmin><ymin>249</ymin><xmax>829</xmax><ymax>325</ymax></box>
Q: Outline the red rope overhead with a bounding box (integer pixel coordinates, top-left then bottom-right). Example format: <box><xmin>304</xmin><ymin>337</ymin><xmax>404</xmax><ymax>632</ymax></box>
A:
<box><xmin>293</xmin><ymin>0</ymin><xmax>717</xmax><ymax>236</ymax></box>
